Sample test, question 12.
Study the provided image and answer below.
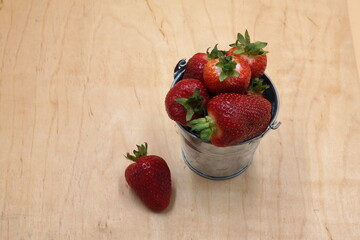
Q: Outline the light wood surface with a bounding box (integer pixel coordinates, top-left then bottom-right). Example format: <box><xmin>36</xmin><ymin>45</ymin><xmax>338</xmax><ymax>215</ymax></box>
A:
<box><xmin>348</xmin><ymin>0</ymin><xmax>360</xmax><ymax>73</ymax></box>
<box><xmin>1</xmin><ymin>0</ymin><xmax>360</xmax><ymax>239</ymax></box>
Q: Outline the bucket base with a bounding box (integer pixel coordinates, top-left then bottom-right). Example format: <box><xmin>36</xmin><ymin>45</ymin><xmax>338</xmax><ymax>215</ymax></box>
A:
<box><xmin>182</xmin><ymin>150</ymin><xmax>253</xmax><ymax>180</ymax></box>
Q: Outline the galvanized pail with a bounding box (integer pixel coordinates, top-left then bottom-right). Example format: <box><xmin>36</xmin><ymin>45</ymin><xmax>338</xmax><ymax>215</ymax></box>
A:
<box><xmin>172</xmin><ymin>59</ymin><xmax>281</xmax><ymax>180</ymax></box>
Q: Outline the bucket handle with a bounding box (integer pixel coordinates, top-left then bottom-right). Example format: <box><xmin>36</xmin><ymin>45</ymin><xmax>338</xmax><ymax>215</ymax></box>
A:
<box><xmin>259</xmin><ymin>121</ymin><xmax>282</xmax><ymax>138</ymax></box>
<box><xmin>174</xmin><ymin>58</ymin><xmax>186</xmax><ymax>75</ymax></box>
<box><xmin>270</xmin><ymin>121</ymin><xmax>282</xmax><ymax>130</ymax></box>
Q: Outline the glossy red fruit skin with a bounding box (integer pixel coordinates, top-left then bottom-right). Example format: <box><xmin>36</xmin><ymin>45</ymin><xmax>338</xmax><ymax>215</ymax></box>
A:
<box><xmin>247</xmin><ymin>92</ymin><xmax>266</xmax><ymax>99</ymax></box>
<box><xmin>165</xmin><ymin>78</ymin><xmax>210</xmax><ymax>125</ymax></box>
<box><xmin>203</xmin><ymin>58</ymin><xmax>251</xmax><ymax>95</ymax></box>
<box><xmin>207</xmin><ymin>93</ymin><xmax>271</xmax><ymax>147</ymax></box>
<box><xmin>183</xmin><ymin>53</ymin><xmax>208</xmax><ymax>81</ymax></box>
<box><xmin>227</xmin><ymin>47</ymin><xmax>267</xmax><ymax>78</ymax></box>
<box><xmin>125</xmin><ymin>155</ymin><xmax>171</xmax><ymax>211</ymax></box>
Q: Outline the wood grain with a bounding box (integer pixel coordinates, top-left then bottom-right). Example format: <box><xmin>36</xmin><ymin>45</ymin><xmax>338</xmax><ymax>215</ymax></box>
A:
<box><xmin>348</xmin><ymin>0</ymin><xmax>360</xmax><ymax>72</ymax></box>
<box><xmin>1</xmin><ymin>0</ymin><xmax>359</xmax><ymax>239</ymax></box>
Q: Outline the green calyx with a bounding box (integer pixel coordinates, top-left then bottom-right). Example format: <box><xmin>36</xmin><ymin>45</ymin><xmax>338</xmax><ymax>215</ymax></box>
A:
<box><xmin>175</xmin><ymin>88</ymin><xmax>206</xmax><ymax>121</ymax></box>
<box><xmin>229</xmin><ymin>30</ymin><xmax>269</xmax><ymax>56</ymax></box>
<box><xmin>206</xmin><ymin>44</ymin><xmax>226</xmax><ymax>60</ymax></box>
<box><xmin>216</xmin><ymin>55</ymin><xmax>240</xmax><ymax>82</ymax></box>
<box><xmin>187</xmin><ymin>116</ymin><xmax>216</xmax><ymax>141</ymax></box>
<box><xmin>125</xmin><ymin>143</ymin><xmax>148</xmax><ymax>162</ymax></box>
<box><xmin>247</xmin><ymin>77</ymin><xmax>270</xmax><ymax>94</ymax></box>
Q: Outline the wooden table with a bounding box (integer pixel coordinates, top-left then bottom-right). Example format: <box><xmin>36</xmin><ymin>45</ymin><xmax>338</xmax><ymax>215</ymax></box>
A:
<box><xmin>1</xmin><ymin>0</ymin><xmax>360</xmax><ymax>239</ymax></box>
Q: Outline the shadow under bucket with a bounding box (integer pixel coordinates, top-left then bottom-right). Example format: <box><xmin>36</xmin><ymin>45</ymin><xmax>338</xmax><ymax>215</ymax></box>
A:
<box><xmin>172</xmin><ymin>59</ymin><xmax>281</xmax><ymax>180</ymax></box>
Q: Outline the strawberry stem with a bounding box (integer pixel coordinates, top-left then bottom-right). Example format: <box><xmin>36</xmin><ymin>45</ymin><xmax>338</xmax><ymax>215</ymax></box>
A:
<box><xmin>216</xmin><ymin>55</ymin><xmax>239</xmax><ymax>82</ymax></box>
<box><xmin>229</xmin><ymin>30</ymin><xmax>269</xmax><ymax>56</ymax></box>
<box><xmin>187</xmin><ymin>116</ymin><xmax>216</xmax><ymax>141</ymax></box>
<box><xmin>206</xmin><ymin>44</ymin><xmax>226</xmax><ymax>60</ymax></box>
<box><xmin>247</xmin><ymin>77</ymin><xmax>270</xmax><ymax>94</ymax></box>
<box><xmin>175</xmin><ymin>88</ymin><xmax>206</xmax><ymax>121</ymax></box>
<box><xmin>125</xmin><ymin>143</ymin><xmax>148</xmax><ymax>162</ymax></box>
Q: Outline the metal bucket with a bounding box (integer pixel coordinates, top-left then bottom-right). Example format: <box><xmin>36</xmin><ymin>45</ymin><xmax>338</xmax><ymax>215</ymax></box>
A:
<box><xmin>172</xmin><ymin>59</ymin><xmax>281</xmax><ymax>180</ymax></box>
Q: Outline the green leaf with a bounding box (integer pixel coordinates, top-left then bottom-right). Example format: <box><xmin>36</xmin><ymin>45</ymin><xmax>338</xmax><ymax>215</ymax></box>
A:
<box><xmin>258</xmin><ymin>50</ymin><xmax>269</xmax><ymax>55</ymax></box>
<box><xmin>229</xmin><ymin>30</ymin><xmax>268</xmax><ymax>56</ymax></box>
<box><xmin>254</xmin><ymin>41</ymin><xmax>267</xmax><ymax>49</ymax></box>
<box><xmin>216</xmin><ymin>61</ymin><xmax>224</xmax><ymax>68</ymax></box>
<box><xmin>247</xmin><ymin>77</ymin><xmax>270</xmax><ymax>94</ymax></box>
<box><xmin>215</xmin><ymin>55</ymin><xmax>239</xmax><ymax>82</ymax></box>
<box><xmin>207</xmin><ymin>44</ymin><xmax>226</xmax><ymax>60</ymax></box>
<box><xmin>231</xmin><ymin>71</ymin><xmax>239</xmax><ymax>78</ymax></box>
<box><xmin>199</xmin><ymin>128</ymin><xmax>212</xmax><ymax>141</ymax></box>
<box><xmin>245</xmin><ymin>30</ymin><xmax>250</xmax><ymax>44</ymax></box>
<box><xmin>175</xmin><ymin>88</ymin><xmax>206</xmax><ymax>122</ymax></box>
<box><xmin>185</xmin><ymin>109</ymin><xmax>194</xmax><ymax>121</ymax></box>
<box><xmin>207</xmin><ymin>44</ymin><xmax>219</xmax><ymax>60</ymax></box>
<box><xmin>219</xmin><ymin>71</ymin><xmax>228</xmax><ymax>82</ymax></box>
<box><xmin>245</xmin><ymin>43</ymin><xmax>257</xmax><ymax>52</ymax></box>
<box><xmin>125</xmin><ymin>153</ymin><xmax>137</xmax><ymax>161</ymax></box>
<box><xmin>218</xmin><ymin>50</ymin><xmax>225</xmax><ymax>58</ymax></box>
<box><xmin>191</xmin><ymin>122</ymin><xmax>210</xmax><ymax>132</ymax></box>
<box><xmin>125</xmin><ymin>143</ymin><xmax>148</xmax><ymax>162</ymax></box>
<box><xmin>237</xmin><ymin>33</ymin><xmax>246</xmax><ymax>44</ymax></box>
<box><xmin>187</xmin><ymin>116</ymin><xmax>216</xmax><ymax>142</ymax></box>
<box><xmin>174</xmin><ymin>98</ymin><xmax>187</xmax><ymax>105</ymax></box>
<box><xmin>187</xmin><ymin>117</ymin><xmax>207</xmax><ymax>126</ymax></box>
<box><xmin>244</xmin><ymin>42</ymin><xmax>268</xmax><ymax>56</ymax></box>
<box><xmin>233</xmin><ymin>48</ymin><xmax>245</xmax><ymax>55</ymax></box>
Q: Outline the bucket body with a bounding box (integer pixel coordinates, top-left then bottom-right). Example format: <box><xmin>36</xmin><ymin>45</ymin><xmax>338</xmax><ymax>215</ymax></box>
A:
<box><xmin>173</xmin><ymin>59</ymin><xmax>281</xmax><ymax>180</ymax></box>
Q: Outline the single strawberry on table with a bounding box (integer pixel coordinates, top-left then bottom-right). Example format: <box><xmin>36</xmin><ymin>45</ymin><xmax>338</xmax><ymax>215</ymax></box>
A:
<box><xmin>188</xmin><ymin>93</ymin><xmax>272</xmax><ymax>147</ymax></box>
<box><xmin>183</xmin><ymin>45</ymin><xmax>222</xmax><ymax>82</ymax></box>
<box><xmin>227</xmin><ymin>30</ymin><xmax>268</xmax><ymax>78</ymax></box>
<box><xmin>165</xmin><ymin>78</ymin><xmax>210</xmax><ymax>126</ymax></box>
<box><xmin>124</xmin><ymin>143</ymin><xmax>171</xmax><ymax>211</ymax></box>
<box><xmin>203</xmin><ymin>53</ymin><xmax>251</xmax><ymax>95</ymax></box>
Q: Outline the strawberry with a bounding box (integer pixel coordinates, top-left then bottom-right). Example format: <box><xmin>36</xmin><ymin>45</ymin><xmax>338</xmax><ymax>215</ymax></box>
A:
<box><xmin>227</xmin><ymin>30</ymin><xmax>268</xmax><ymax>78</ymax></box>
<box><xmin>183</xmin><ymin>53</ymin><xmax>208</xmax><ymax>81</ymax></box>
<box><xmin>125</xmin><ymin>143</ymin><xmax>171</xmax><ymax>211</ymax></box>
<box><xmin>203</xmin><ymin>54</ymin><xmax>251</xmax><ymax>95</ymax></box>
<box><xmin>188</xmin><ymin>93</ymin><xmax>271</xmax><ymax>147</ymax></box>
<box><xmin>165</xmin><ymin>78</ymin><xmax>210</xmax><ymax>125</ymax></box>
<box><xmin>183</xmin><ymin>45</ymin><xmax>222</xmax><ymax>81</ymax></box>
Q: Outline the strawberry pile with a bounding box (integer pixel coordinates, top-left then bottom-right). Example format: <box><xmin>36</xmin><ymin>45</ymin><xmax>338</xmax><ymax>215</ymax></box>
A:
<box><xmin>165</xmin><ymin>30</ymin><xmax>272</xmax><ymax>147</ymax></box>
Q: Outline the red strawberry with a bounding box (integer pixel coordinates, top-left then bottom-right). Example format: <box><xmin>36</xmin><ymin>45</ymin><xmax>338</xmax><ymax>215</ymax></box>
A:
<box><xmin>227</xmin><ymin>30</ymin><xmax>268</xmax><ymax>78</ymax></box>
<box><xmin>183</xmin><ymin>45</ymin><xmax>222</xmax><ymax>81</ymax></box>
<box><xmin>183</xmin><ymin>53</ymin><xmax>208</xmax><ymax>81</ymax></box>
<box><xmin>203</xmin><ymin>54</ymin><xmax>251</xmax><ymax>95</ymax></box>
<box><xmin>165</xmin><ymin>78</ymin><xmax>210</xmax><ymax>125</ymax></box>
<box><xmin>125</xmin><ymin>143</ymin><xmax>171</xmax><ymax>211</ymax></box>
<box><xmin>188</xmin><ymin>93</ymin><xmax>271</xmax><ymax>147</ymax></box>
